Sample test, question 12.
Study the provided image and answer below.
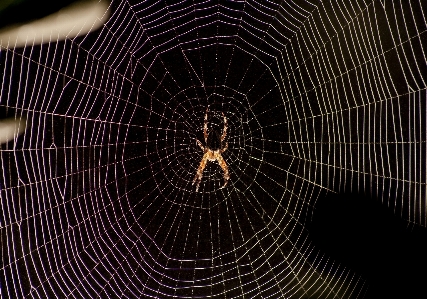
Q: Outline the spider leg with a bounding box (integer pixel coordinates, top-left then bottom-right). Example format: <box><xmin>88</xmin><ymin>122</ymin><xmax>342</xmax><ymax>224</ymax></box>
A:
<box><xmin>221</xmin><ymin>112</ymin><xmax>227</xmax><ymax>141</ymax></box>
<box><xmin>196</xmin><ymin>139</ymin><xmax>204</xmax><ymax>150</ymax></box>
<box><xmin>221</xmin><ymin>142</ymin><xmax>228</xmax><ymax>152</ymax></box>
<box><xmin>204</xmin><ymin>107</ymin><xmax>209</xmax><ymax>143</ymax></box>
<box><xmin>216</xmin><ymin>153</ymin><xmax>229</xmax><ymax>189</ymax></box>
<box><xmin>193</xmin><ymin>152</ymin><xmax>209</xmax><ymax>192</ymax></box>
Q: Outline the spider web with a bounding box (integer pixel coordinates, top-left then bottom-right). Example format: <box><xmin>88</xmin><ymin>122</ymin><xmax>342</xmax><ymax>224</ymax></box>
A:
<box><xmin>1</xmin><ymin>0</ymin><xmax>426</xmax><ymax>298</ymax></box>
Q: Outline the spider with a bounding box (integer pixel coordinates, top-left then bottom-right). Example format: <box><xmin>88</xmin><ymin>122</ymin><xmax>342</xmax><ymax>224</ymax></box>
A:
<box><xmin>193</xmin><ymin>108</ymin><xmax>229</xmax><ymax>192</ymax></box>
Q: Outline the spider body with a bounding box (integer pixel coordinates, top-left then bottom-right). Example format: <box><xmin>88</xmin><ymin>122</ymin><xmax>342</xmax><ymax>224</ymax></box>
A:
<box><xmin>207</xmin><ymin>128</ymin><xmax>226</xmax><ymax>151</ymax></box>
<box><xmin>193</xmin><ymin>108</ymin><xmax>229</xmax><ymax>191</ymax></box>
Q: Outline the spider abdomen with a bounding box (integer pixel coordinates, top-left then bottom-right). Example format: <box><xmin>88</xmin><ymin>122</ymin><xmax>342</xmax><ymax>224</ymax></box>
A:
<box><xmin>206</xmin><ymin>130</ymin><xmax>222</xmax><ymax>150</ymax></box>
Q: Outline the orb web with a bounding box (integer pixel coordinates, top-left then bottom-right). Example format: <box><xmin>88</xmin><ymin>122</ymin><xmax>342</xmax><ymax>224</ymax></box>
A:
<box><xmin>1</xmin><ymin>1</ymin><xmax>426</xmax><ymax>298</ymax></box>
